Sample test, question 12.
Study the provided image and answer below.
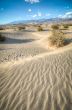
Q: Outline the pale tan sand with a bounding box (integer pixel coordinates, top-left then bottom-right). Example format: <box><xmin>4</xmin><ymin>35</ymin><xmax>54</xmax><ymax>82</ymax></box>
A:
<box><xmin>0</xmin><ymin>32</ymin><xmax>50</xmax><ymax>62</ymax></box>
<box><xmin>0</xmin><ymin>30</ymin><xmax>72</xmax><ymax>110</ymax></box>
<box><xmin>0</xmin><ymin>47</ymin><xmax>72</xmax><ymax>110</ymax></box>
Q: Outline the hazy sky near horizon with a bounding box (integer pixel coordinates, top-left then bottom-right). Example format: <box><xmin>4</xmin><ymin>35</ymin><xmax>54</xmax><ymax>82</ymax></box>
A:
<box><xmin>0</xmin><ymin>0</ymin><xmax>72</xmax><ymax>24</ymax></box>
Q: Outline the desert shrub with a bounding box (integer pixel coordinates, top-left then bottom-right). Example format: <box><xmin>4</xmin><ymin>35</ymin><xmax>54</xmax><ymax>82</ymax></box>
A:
<box><xmin>63</xmin><ymin>24</ymin><xmax>69</xmax><ymax>29</ymax></box>
<box><xmin>48</xmin><ymin>30</ymin><xmax>65</xmax><ymax>47</ymax></box>
<box><xmin>51</xmin><ymin>24</ymin><xmax>59</xmax><ymax>30</ymax></box>
<box><xmin>63</xmin><ymin>23</ymin><xmax>72</xmax><ymax>27</ymax></box>
<box><xmin>68</xmin><ymin>23</ymin><xmax>72</xmax><ymax>26</ymax></box>
<box><xmin>0</xmin><ymin>34</ymin><xmax>6</xmax><ymax>42</ymax></box>
<box><xmin>18</xmin><ymin>26</ymin><xmax>25</xmax><ymax>30</ymax></box>
<box><xmin>37</xmin><ymin>26</ymin><xmax>43</xmax><ymax>31</ymax></box>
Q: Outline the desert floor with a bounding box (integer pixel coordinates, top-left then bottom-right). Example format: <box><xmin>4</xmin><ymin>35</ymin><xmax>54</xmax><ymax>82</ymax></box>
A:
<box><xmin>0</xmin><ymin>29</ymin><xmax>72</xmax><ymax>110</ymax></box>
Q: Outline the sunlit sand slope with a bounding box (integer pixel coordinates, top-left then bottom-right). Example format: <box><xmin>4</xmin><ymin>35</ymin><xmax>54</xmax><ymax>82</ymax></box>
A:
<box><xmin>0</xmin><ymin>48</ymin><xmax>72</xmax><ymax>110</ymax></box>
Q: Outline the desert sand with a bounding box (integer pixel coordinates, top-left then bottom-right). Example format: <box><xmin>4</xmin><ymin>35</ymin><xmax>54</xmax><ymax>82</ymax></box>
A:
<box><xmin>0</xmin><ymin>29</ymin><xmax>72</xmax><ymax>110</ymax></box>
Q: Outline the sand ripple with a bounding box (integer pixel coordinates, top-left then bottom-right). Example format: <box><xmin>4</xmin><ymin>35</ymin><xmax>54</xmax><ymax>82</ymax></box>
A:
<box><xmin>0</xmin><ymin>49</ymin><xmax>72</xmax><ymax>110</ymax></box>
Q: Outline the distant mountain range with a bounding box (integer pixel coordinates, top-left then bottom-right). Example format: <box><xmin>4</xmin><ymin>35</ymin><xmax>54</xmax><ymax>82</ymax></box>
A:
<box><xmin>4</xmin><ymin>18</ymin><xmax>72</xmax><ymax>25</ymax></box>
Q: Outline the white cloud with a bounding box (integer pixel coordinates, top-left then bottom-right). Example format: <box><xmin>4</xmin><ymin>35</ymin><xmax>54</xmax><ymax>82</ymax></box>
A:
<box><xmin>25</xmin><ymin>0</ymin><xmax>40</xmax><ymax>4</ymax></box>
<box><xmin>58</xmin><ymin>15</ymin><xmax>63</xmax><ymax>18</ymax></box>
<box><xmin>32</xmin><ymin>12</ymin><xmax>42</xmax><ymax>18</ymax></box>
<box><xmin>28</xmin><ymin>8</ymin><xmax>32</xmax><ymax>12</ymax></box>
<box><xmin>65</xmin><ymin>12</ymin><xmax>72</xmax><ymax>15</ymax></box>
<box><xmin>58</xmin><ymin>12</ymin><xmax>72</xmax><ymax>19</ymax></box>
<box><xmin>62</xmin><ymin>12</ymin><xmax>72</xmax><ymax>18</ymax></box>
<box><xmin>33</xmin><ymin>14</ymin><xmax>37</xmax><ymax>18</ymax></box>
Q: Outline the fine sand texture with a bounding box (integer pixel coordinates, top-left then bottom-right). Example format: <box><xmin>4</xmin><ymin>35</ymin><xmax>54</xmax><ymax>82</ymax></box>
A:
<box><xmin>0</xmin><ymin>30</ymin><xmax>72</xmax><ymax>110</ymax></box>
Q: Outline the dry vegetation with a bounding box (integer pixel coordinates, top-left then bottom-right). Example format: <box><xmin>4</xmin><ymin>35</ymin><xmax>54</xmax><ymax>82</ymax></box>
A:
<box><xmin>18</xmin><ymin>26</ymin><xmax>25</xmax><ymax>30</ymax></box>
<box><xmin>63</xmin><ymin>24</ymin><xmax>69</xmax><ymax>29</ymax></box>
<box><xmin>48</xmin><ymin>30</ymin><xmax>65</xmax><ymax>47</ymax></box>
<box><xmin>51</xmin><ymin>24</ymin><xmax>59</xmax><ymax>30</ymax></box>
<box><xmin>0</xmin><ymin>27</ymin><xmax>4</xmax><ymax>30</ymax></box>
<box><xmin>49</xmin><ymin>24</ymin><xmax>66</xmax><ymax>47</ymax></box>
<box><xmin>0</xmin><ymin>33</ymin><xmax>6</xmax><ymax>42</ymax></box>
<box><xmin>37</xmin><ymin>26</ymin><xmax>43</xmax><ymax>31</ymax></box>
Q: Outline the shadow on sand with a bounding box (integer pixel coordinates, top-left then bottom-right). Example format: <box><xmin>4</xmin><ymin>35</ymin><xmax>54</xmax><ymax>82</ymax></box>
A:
<box><xmin>0</xmin><ymin>37</ymin><xmax>35</xmax><ymax>44</ymax></box>
<box><xmin>64</xmin><ymin>38</ymin><xmax>72</xmax><ymax>45</ymax></box>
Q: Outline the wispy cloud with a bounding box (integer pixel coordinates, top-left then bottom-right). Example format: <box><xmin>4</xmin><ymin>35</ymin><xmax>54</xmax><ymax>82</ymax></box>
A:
<box><xmin>32</xmin><ymin>11</ymin><xmax>42</xmax><ymax>18</ymax></box>
<box><xmin>28</xmin><ymin>8</ymin><xmax>32</xmax><ymax>12</ymax></box>
<box><xmin>65</xmin><ymin>12</ymin><xmax>72</xmax><ymax>15</ymax></box>
<box><xmin>63</xmin><ymin>12</ymin><xmax>72</xmax><ymax>18</ymax></box>
<box><xmin>33</xmin><ymin>14</ymin><xmax>37</xmax><ymax>18</ymax></box>
<box><xmin>58</xmin><ymin>14</ymin><xmax>63</xmax><ymax>18</ymax></box>
<box><xmin>58</xmin><ymin>12</ymin><xmax>72</xmax><ymax>19</ymax></box>
<box><xmin>25</xmin><ymin>0</ymin><xmax>40</xmax><ymax>4</ymax></box>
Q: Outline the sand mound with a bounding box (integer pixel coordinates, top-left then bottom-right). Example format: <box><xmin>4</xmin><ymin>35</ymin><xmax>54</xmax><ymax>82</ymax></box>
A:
<box><xmin>0</xmin><ymin>47</ymin><xmax>72</xmax><ymax>110</ymax></box>
<box><xmin>0</xmin><ymin>31</ymin><xmax>72</xmax><ymax>110</ymax></box>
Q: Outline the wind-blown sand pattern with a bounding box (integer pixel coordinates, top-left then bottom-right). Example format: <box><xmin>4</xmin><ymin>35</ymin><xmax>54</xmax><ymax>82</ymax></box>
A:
<box><xmin>0</xmin><ymin>31</ymin><xmax>72</xmax><ymax>110</ymax></box>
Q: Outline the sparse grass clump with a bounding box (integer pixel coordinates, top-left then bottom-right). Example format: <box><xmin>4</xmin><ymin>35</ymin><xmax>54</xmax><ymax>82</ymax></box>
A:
<box><xmin>18</xmin><ymin>26</ymin><xmax>25</xmax><ymax>30</ymax></box>
<box><xmin>37</xmin><ymin>26</ymin><xmax>43</xmax><ymax>31</ymax></box>
<box><xmin>0</xmin><ymin>34</ymin><xmax>6</xmax><ymax>42</ymax></box>
<box><xmin>63</xmin><ymin>24</ymin><xmax>69</xmax><ymax>29</ymax></box>
<box><xmin>48</xmin><ymin>30</ymin><xmax>65</xmax><ymax>47</ymax></box>
<box><xmin>68</xmin><ymin>23</ymin><xmax>72</xmax><ymax>26</ymax></box>
<box><xmin>51</xmin><ymin>24</ymin><xmax>59</xmax><ymax>30</ymax></box>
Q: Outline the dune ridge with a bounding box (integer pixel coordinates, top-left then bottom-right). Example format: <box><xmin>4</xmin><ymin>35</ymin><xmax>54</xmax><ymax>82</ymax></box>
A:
<box><xmin>0</xmin><ymin>30</ymin><xmax>72</xmax><ymax>110</ymax></box>
<box><xmin>0</xmin><ymin>47</ymin><xmax>72</xmax><ymax>110</ymax></box>
<box><xmin>0</xmin><ymin>42</ymin><xmax>72</xmax><ymax>66</ymax></box>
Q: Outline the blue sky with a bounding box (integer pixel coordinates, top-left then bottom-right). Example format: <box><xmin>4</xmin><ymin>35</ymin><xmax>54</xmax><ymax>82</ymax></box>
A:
<box><xmin>0</xmin><ymin>0</ymin><xmax>72</xmax><ymax>24</ymax></box>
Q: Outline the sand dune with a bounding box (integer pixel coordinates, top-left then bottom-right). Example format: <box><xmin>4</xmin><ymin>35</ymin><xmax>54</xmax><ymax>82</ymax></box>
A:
<box><xmin>0</xmin><ymin>48</ymin><xmax>72</xmax><ymax>110</ymax></box>
<box><xmin>0</xmin><ymin>32</ymin><xmax>49</xmax><ymax>63</ymax></box>
<box><xmin>0</xmin><ymin>31</ymin><xmax>72</xmax><ymax>110</ymax></box>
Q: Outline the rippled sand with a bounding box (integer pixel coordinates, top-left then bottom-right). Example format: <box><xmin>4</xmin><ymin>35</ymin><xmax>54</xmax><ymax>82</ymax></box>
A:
<box><xmin>0</xmin><ymin>31</ymin><xmax>72</xmax><ymax>110</ymax></box>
